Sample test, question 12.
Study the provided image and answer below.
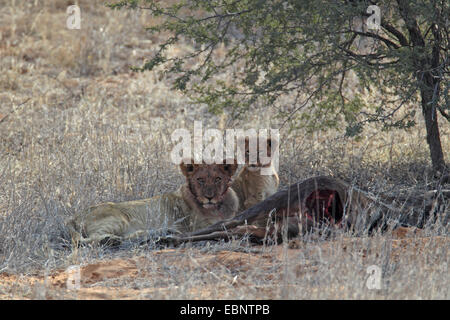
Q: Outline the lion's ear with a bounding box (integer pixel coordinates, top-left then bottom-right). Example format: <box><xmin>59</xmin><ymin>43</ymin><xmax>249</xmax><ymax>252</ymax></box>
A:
<box><xmin>222</xmin><ymin>158</ymin><xmax>238</xmax><ymax>176</ymax></box>
<box><xmin>180</xmin><ymin>158</ymin><xmax>195</xmax><ymax>176</ymax></box>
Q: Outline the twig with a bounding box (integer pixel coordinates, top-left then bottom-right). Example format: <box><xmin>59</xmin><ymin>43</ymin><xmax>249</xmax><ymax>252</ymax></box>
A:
<box><xmin>0</xmin><ymin>98</ymin><xmax>31</xmax><ymax>125</ymax></box>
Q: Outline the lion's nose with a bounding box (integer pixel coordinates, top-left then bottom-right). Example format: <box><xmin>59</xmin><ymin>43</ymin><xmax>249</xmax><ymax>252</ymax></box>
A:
<box><xmin>205</xmin><ymin>195</ymin><xmax>213</xmax><ymax>201</ymax></box>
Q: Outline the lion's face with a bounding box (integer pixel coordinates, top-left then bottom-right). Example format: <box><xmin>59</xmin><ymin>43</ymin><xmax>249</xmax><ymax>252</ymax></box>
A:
<box><xmin>238</xmin><ymin>137</ymin><xmax>278</xmax><ymax>171</ymax></box>
<box><xmin>180</xmin><ymin>159</ymin><xmax>238</xmax><ymax>209</ymax></box>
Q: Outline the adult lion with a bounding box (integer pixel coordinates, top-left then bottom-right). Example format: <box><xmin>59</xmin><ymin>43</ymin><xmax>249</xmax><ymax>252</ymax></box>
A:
<box><xmin>68</xmin><ymin>158</ymin><xmax>239</xmax><ymax>245</ymax></box>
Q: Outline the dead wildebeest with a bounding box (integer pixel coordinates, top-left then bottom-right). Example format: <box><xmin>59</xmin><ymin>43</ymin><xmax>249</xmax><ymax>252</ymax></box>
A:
<box><xmin>159</xmin><ymin>175</ymin><xmax>449</xmax><ymax>246</ymax></box>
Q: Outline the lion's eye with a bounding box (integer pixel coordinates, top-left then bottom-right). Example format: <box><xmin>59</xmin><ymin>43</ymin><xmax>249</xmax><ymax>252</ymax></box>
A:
<box><xmin>215</xmin><ymin>177</ymin><xmax>222</xmax><ymax>183</ymax></box>
<box><xmin>197</xmin><ymin>178</ymin><xmax>205</xmax><ymax>185</ymax></box>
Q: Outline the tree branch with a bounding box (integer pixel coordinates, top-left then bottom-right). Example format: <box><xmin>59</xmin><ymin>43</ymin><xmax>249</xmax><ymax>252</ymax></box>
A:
<box><xmin>396</xmin><ymin>0</ymin><xmax>425</xmax><ymax>47</ymax></box>
<box><xmin>437</xmin><ymin>105</ymin><xmax>450</xmax><ymax>121</ymax></box>
<box><xmin>381</xmin><ymin>20</ymin><xmax>409</xmax><ymax>46</ymax></box>
<box><xmin>352</xmin><ymin>30</ymin><xmax>401</xmax><ymax>49</ymax></box>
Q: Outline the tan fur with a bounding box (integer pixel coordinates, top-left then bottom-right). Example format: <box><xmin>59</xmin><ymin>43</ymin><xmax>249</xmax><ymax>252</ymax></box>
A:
<box><xmin>68</xmin><ymin>159</ymin><xmax>239</xmax><ymax>244</ymax></box>
<box><xmin>232</xmin><ymin>136</ymin><xmax>279</xmax><ymax>212</ymax></box>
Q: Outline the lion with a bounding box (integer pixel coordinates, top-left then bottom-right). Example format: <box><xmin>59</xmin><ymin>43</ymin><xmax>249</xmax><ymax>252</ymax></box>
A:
<box><xmin>231</xmin><ymin>136</ymin><xmax>280</xmax><ymax>213</ymax></box>
<box><xmin>68</xmin><ymin>158</ymin><xmax>239</xmax><ymax>245</ymax></box>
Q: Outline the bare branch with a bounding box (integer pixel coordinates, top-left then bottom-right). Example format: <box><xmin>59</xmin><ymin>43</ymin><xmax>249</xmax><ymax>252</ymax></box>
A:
<box><xmin>381</xmin><ymin>20</ymin><xmax>409</xmax><ymax>46</ymax></box>
<box><xmin>352</xmin><ymin>30</ymin><xmax>401</xmax><ymax>49</ymax></box>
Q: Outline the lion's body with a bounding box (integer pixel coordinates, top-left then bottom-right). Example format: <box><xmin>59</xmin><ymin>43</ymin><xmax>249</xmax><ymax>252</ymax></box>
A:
<box><xmin>69</xmin><ymin>160</ymin><xmax>239</xmax><ymax>244</ymax></box>
<box><xmin>232</xmin><ymin>165</ymin><xmax>279</xmax><ymax>212</ymax></box>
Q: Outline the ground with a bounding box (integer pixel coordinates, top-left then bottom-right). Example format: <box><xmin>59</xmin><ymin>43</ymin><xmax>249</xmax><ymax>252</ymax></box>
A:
<box><xmin>0</xmin><ymin>1</ymin><xmax>448</xmax><ymax>300</ymax></box>
<box><xmin>1</xmin><ymin>228</ymin><xmax>448</xmax><ymax>299</ymax></box>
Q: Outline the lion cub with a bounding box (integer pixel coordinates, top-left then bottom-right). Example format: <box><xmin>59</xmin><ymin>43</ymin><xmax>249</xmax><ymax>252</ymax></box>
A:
<box><xmin>69</xmin><ymin>158</ymin><xmax>239</xmax><ymax>244</ymax></box>
<box><xmin>231</xmin><ymin>136</ymin><xmax>279</xmax><ymax>212</ymax></box>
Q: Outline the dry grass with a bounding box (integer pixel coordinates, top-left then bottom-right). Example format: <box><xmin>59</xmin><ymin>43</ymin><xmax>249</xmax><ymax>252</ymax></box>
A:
<box><xmin>0</xmin><ymin>0</ymin><xmax>448</xmax><ymax>299</ymax></box>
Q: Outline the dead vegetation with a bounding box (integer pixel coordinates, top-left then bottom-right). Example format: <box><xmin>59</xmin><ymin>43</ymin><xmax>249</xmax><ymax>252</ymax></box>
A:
<box><xmin>0</xmin><ymin>0</ymin><xmax>448</xmax><ymax>299</ymax></box>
